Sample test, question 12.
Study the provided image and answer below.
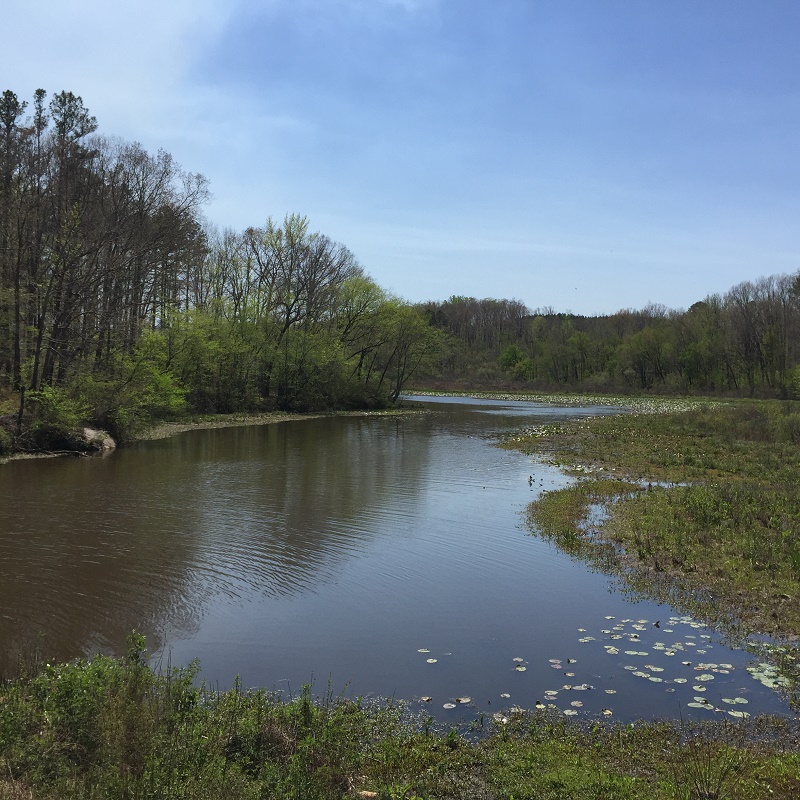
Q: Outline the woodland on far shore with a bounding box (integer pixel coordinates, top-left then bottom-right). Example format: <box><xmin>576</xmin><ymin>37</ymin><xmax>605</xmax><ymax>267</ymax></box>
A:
<box><xmin>415</xmin><ymin>275</ymin><xmax>800</xmax><ymax>399</ymax></box>
<box><xmin>1</xmin><ymin>88</ymin><xmax>799</xmax><ymax>457</ymax></box>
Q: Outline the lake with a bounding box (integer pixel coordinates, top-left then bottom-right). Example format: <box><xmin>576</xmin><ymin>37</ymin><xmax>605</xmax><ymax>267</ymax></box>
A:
<box><xmin>0</xmin><ymin>395</ymin><xmax>792</xmax><ymax>723</ymax></box>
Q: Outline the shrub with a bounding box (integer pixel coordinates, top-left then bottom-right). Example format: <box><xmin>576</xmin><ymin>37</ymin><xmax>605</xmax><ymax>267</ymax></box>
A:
<box><xmin>26</xmin><ymin>386</ymin><xmax>89</xmax><ymax>450</ymax></box>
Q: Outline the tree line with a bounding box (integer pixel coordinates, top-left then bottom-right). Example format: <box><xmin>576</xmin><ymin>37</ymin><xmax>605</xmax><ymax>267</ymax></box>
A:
<box><xmin>0</xmin><ymin>89</ymin><xmax>436</xmax><ymax>450</ymax></box>
<box><xmin>1</xmin><ymin>88</ymin><xmax>798</xmax><ymax>453</ymax></box>
<box><xmin>418</xmin><ymin>272</ymin><xmax>800</xmax><ymax>397</ymax></box>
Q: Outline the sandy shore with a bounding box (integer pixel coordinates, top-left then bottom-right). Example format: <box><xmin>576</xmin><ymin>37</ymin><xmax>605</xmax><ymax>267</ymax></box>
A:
<box><xmin>133</xmin><ymin>407</ymin><xmax>421</xmax><ymax>441</ymax></box>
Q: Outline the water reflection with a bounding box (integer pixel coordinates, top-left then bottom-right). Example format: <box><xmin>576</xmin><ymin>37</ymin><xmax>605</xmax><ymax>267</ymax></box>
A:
<box><xmin>0</xmin><ymin>399</ymin><xmax>794</xmax><ymax>724</ymax></box>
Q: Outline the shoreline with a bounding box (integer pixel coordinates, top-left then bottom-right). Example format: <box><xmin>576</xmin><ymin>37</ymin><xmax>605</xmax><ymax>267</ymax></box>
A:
<box><xmin>0</xmin><ymin>407</ymin><xmax>421</xmax><ymax>464</ymax></box>
<box><xmin>138</xmin><ymin>407</ymin><xmax>421</xmax><ymax>441</ymax></box>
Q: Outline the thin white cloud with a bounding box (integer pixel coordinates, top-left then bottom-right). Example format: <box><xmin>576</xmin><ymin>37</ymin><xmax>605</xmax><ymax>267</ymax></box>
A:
<box><xmin>3</xmin><ymin>1</ymin><xmax>240</xmax><ymax>138</ymax></box>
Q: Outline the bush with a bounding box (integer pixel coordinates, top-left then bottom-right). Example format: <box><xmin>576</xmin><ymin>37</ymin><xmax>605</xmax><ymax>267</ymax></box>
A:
<box><xmin>26</xmin><ymin>386</ymin><xmax>89</xmax><ymax>450</ymax></box>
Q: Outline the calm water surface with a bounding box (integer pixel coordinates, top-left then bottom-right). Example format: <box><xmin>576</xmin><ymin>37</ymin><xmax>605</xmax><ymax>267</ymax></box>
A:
<box><xmin>0</xmin><ymin>396</ymin><xmax>793</xmax><ymax>723</ymax></box>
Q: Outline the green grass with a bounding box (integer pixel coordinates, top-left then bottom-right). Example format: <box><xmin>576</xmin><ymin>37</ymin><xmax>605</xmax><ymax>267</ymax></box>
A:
<box><xmin>513</xmin><ymin>399</ymin><xmax>800</xmax><ymax>702</ymax></box>
<box><xmin>2</xmin><ymin>637</ymin><xmax>799</xmax><ymax>799</ymax></box>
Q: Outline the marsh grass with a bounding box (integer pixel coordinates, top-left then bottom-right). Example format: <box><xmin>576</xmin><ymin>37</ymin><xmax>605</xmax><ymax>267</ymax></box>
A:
<box><xmin>520</xmin><ymin>399</ymin><xmax>800</xmax><ymax>705</ymax></box>
<box><xmin>2</xmin><ymin>640</ymin><xmax>799</xmax><ymax>800</ymax></box>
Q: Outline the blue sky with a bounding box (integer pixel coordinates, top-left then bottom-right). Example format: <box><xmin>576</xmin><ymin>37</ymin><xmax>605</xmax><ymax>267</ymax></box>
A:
<box><xmin>4</xmin><ymin>1</ymin><xmax>800</xmax><ymax>314</ymax></box>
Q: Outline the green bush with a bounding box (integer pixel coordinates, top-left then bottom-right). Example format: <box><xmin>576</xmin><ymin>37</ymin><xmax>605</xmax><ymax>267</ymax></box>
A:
<box><xmin>26</xmin><ymin>386</ymin><xmax>89</xmax><ymax>450</ymax></box>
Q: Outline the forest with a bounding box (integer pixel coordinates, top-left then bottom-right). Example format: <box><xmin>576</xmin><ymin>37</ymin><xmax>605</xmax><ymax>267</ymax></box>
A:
<box><xmin>0</xmin><ymin>89</ymin><xmax>437</xmax><ymax>451</ymax></box>
<box><xmin>416</xmin><ymin>276</ymin><xmax>800</xmax><ymax>396</ymax></box>
<box><xmin>1</xmin><ymin>88</ymin><xmax>799</xmax><ymax>454</ymax></box>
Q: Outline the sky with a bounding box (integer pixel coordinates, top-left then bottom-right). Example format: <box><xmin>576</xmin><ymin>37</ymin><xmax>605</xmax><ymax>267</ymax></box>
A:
<box><xmin>4</xmin><ymin>0</ymin><xmax>800</xmax><ymax>315</ymax></box>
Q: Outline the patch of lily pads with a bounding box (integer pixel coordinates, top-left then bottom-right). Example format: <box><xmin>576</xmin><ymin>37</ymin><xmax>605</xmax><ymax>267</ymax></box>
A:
<box><xmin>412</xmin><ymin>610</ymin><xmax>791</xmax><ymax>721</ymax></box>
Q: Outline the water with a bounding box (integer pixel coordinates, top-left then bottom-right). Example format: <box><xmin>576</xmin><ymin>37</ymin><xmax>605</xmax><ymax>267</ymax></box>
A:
<box><xmin>0</xmin><ymin>396</ymin><xmax>793</xmax><ymax>723</ymax></box>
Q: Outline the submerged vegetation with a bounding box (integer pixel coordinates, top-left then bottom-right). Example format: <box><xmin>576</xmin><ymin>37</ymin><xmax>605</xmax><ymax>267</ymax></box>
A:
<box><xmin>1</xmin><ymin>635</ymin><xmax>799</xmax><ymax>800</ymax></box>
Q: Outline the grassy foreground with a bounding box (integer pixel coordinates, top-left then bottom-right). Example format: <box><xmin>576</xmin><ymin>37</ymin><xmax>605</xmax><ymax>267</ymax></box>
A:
<box><xmin>1</xmin><ymin>635</ymin><xmax>799</xmax><ymax>800</ymax></box>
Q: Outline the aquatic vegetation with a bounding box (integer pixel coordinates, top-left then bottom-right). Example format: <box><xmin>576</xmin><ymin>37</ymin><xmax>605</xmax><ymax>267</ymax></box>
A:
<box><xmin>2</xmin><ymin>641</ymin><xmax>799</xmax><ymax>800</ymax></box>
<box><xmin>519</xmin><ymin>399</ymin><xmax>800</xmax><ymax>704</ymax></box>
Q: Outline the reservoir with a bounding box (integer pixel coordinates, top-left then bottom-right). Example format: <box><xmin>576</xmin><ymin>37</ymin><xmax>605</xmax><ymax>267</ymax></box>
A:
<box><xmin>0</xmin><ymin>395</ymin><xmax>792</xmax><ymax>723</ymax></box>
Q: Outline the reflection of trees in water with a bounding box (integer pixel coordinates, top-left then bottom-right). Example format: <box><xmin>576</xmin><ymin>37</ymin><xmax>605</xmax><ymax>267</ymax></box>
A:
<box><xmin>175</xmin><ymin>417</ymin><xmax>431</xmax><ymax>598</ymax></box>
<box><xmin>0</xmin><ymin>417</ymin><xmax>431</xmax><ymax>672</ymax></box>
